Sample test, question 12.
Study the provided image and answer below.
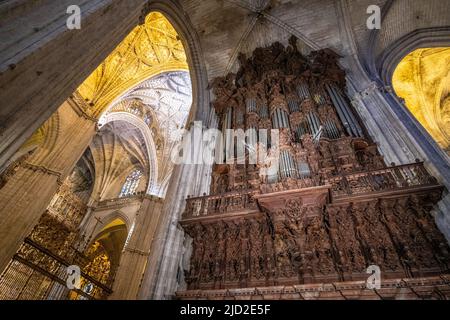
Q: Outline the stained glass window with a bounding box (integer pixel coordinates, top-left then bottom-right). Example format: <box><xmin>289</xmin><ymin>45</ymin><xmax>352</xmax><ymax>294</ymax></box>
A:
<box><xmin>144</xmin><ymin>113</ymin><xmax>152</xmax><ymax>125</ymax></box>
<box><xmin>119</xmin><ymin>169</ymin><xmax>142</xmax><ymax>197</ymax></box>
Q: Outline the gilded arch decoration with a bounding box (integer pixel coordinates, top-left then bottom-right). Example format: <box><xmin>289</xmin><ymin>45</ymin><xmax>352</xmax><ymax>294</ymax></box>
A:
<box><xmin>370</xmin><ymin>26</ymin><xmax>450</xmax><ymax>185</ymax></box>
<box><xmin>392</xmin><ymin>48</ymin><xmax>450</xmax><ymax>154</ymax></box>
<box><xmin>76</xmin><ymin>12</ymin><xmax>189</xmax><ymax>117</ymax></box>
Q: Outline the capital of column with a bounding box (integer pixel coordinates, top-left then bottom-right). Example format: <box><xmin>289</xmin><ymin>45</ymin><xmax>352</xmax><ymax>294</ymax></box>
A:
<box><xmin>68</xmin><ymin>92</ymin><xmax>99</xmax><ymax>124</ymax></box>
<box><xmin>358</xmin><ymin>81</ymin><xmax>380</xmax><ymax>97</ymax></box>
<box><xmin>124</xmin><ymin>246</ymin><xmax>150</xmax><ymax>257</ymax></box>
<box><xmin>350</xmin><ymin>81</ymin><xmax>385</xmax><ymax>107</ymax></box>
<box><xmin>21</xmin><ymin>161</ymin><xmax>64</xmax><ymax>186</ymax></box>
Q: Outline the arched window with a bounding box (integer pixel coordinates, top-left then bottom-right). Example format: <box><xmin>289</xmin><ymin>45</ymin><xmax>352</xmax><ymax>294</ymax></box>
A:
<box><xmin>119</xmin><ymin>169</ymin><xmax>142</xmax><ymax>197</ymax></box>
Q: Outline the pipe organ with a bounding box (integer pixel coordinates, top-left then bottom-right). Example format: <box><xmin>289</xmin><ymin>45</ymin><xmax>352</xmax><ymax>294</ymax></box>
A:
<box><xmin>177</xmin><ymin>37</ymin><xmax>450</xmax><ymax>300</ymax></box>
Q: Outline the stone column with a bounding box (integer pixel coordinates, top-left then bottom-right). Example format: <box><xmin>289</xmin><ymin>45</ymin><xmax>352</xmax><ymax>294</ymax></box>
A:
<box><xmin>138</xmin><ymin>165</ymin><xmax>212</xmax><ymax>299</ymax></box>
<box><xmin>137</xmin><ymin>117</ymin><xmax>216</xmax><ymax>300</ymax></box>
<box><xmin>334</xmin><ymin>0</ymin><xmax>450</xmax><ymax>243</ymax></box>
<box><xmin>0</xmin><ymin>100</ymin><xmax>96</xmax><ymax>272</ymax></box>
<box><xmin>109</xmin><ymin>196</ymin><xmax>163</xmax><ymax>300</ymax></box>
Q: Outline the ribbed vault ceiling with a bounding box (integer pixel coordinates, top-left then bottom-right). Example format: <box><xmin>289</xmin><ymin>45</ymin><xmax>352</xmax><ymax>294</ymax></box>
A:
<box><xmin>77</xmin><ymin>12</ymin><xmax>189</xmax><ymax>117</ymax></box>
<box><xmin>93</xmin><ymin>71</ymin><xmax>192</xmax><ymax>199</ymax></box>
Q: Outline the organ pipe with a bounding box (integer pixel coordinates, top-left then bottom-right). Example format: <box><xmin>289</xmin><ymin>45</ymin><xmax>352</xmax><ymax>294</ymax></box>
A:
<box><xmin>324</xmin><ymin>119</ymin><xmax>340</xmax><ymax>139</ymax></box>
<box><xmin>296</xmin><ymin>82</ymin><xmax>311</xmax><ymax>100</ymax></box>
<box><xmin>288</xmin><ymin>99</ymin><xmax>300</xmax><ymax>113</ymax></box>
<box><xmin>280</xmin><ymin>150</ymin><xmax>297</xmax><ymax>179</ymax></box>
<box><xmin>246</xmin><ymin>98</ymin><xmax>257</xmax><ymax>113</ymax></box>
<box><xmin>325</xmin><ymin>84</ymin><xmax>363</xmax><ymax>138</ymax></box>
<box><xmin>272</xmin><ymin>108</ymin><xmax>290</xmax><ymax>129</ymax></box>
<box><xmin>223</xmin><ymin>108</ymin><xmax>233</xmax><ymax>162</ymax></box>
<box><xmin>336</xmin><ymin>88</ymin><xmax>364</xmax><ymax>137</ymax></box>
<box><xmin>307</xmin><ymin>112</ymin><xmax>321</xmax><ymax>135</ymax></box>
<box><xmin>259</xmin><ymin>104</ymin><xmax>269</xmax><ymax>119</ymax></box>
<box><xmin>325</xmin><ymin>84</ymin><xmax>353</xmax><ymax>137</ymax></box>
<box><xmin>298</xmin><ymin>161</ymin><xmax>311</xmax><ymax>178</ymax></box>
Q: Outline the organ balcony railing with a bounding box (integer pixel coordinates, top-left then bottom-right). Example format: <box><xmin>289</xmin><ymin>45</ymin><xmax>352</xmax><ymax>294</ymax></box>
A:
<box><xmin>182</xmin><ymin>162</ymin><xmax>441</xmax><ymax>219</ymax></box>
<box><xmin>327</xmin><ymin>161</ymin><xmax>440</xmax><ymax>199</ymax></box>
<box><xmin>184</xmin><ymin>190</ymin><xmax>260</xmax><ymax>219</ymax></box>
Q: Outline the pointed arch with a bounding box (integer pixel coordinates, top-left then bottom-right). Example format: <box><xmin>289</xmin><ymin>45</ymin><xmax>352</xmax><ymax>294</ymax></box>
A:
<box><xmin>90</xmin><ymin>211</ymin><xmax>132</xmax><ymax>243</ymax></box>
<box><xmin>375</xmin><ymin>28</ymin><xmax>450</xmax><ymax>184</ymax></box>
<box><xmin>99</xmin><ymin>112</ymin><xmax>158</xmax><ymax>195</ymax></box>
<box><xmin>142</xmin><ymin>1</ymin><xmax>210</xmax><ymax>122</ymax></box>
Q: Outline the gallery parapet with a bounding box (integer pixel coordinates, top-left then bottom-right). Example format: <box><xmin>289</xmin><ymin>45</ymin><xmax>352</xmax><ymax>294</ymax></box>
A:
<box><xmin>182</xmin><ymin>162</ymin><xmax>441</xmax><ymax>220</ymax></box>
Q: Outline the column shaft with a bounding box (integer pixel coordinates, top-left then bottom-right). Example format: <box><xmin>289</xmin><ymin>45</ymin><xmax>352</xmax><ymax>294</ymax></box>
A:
<box><xmin>0</xmin><ymin>101</ymin><xmax>96</xmax><ymax>271</ymax></box>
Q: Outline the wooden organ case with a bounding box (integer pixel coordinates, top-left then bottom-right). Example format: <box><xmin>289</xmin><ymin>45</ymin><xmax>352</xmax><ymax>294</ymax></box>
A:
<box><xmin>176</xmin><ymin>37</ymin><xmax>450</xmax><ymax>300</ymax></box>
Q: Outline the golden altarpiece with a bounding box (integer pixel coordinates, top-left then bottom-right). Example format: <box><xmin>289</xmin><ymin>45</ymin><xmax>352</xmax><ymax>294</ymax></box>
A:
<box><xmin>0</xmin><ymin>157</ymin><xmax>113</xmax><ymax>300</ymax></box>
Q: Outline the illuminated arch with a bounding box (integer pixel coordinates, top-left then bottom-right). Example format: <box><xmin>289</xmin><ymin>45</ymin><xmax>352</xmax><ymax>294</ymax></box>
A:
<box><xmin>77</xmin><ymin>12</ymin><xmax>189</xmax><ymax>117</ymax></box>
<box><xmin>392</xmin><ymin>48</ymin><xmax>450</xmax><ymax>153</ymax></box>
<box><xmin>370</xmin><ymin>27</ymin><xmax>450</xmax><ymax>184</ymax></box>
<box><xmin>89</xmin><ymin>211</ymin><xmax>132</xmax><ymax>245</ymax></box>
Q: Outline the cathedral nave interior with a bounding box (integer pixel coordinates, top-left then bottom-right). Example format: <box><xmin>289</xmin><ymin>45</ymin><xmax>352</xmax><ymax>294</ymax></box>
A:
<box><xmin>0</xmin><ymin>0</ymin><xmax>449</xmax><ymax>301</ymax></box>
